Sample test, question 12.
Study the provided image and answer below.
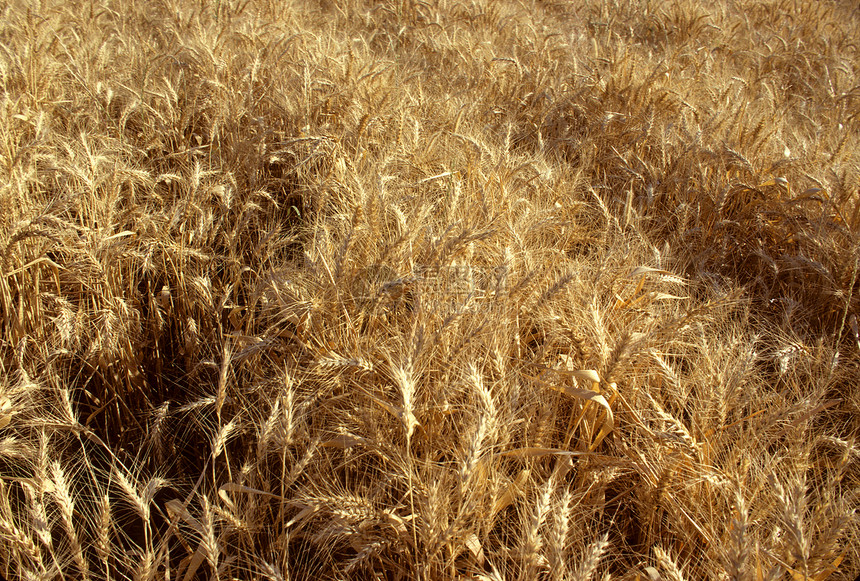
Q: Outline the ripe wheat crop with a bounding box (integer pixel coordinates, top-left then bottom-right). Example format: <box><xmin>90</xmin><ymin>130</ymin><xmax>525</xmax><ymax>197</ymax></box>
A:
<box><xmin>0</xmin><ymin>0</ymin><xmax>858</xmax><ymax>579</ymax></box>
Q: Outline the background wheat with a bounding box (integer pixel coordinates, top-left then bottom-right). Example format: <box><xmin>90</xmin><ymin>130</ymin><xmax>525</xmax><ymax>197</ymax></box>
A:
<box><xmin>0</xmin><ymin>0</ymin><xmax>858</xmax><ymax>579</ymax></box>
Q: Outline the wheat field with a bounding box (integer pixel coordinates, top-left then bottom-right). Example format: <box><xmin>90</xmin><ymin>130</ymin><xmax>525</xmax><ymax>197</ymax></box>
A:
<box><xmin>0</xmin><ymin>0</ymin><xmax>858</xmax><ymax>579</ymax></box>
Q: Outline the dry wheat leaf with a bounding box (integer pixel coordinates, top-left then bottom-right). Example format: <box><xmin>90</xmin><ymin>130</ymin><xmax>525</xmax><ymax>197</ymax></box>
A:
<box><xmin>0</xmin><ymin>396</ymin><xmax>12</xmax><ymax>430</ymax></box>
<box><xmin>182</xmin><ymin>545</ymin><xmax>208</xmax><ymax>581</ymax></box>
<box><xmin>651</xmin><ymin>292</ymin><xmax>688</xmax><ymax>301</ymax></box>
<box><xmin>524</xmin><ymin>371</ymin><xmax>612</xmax><ymax>420</ymax></box>
<box><xmin>286</xmin><ymin>504</ymin><xmax>318</xmax><ymax>528</ymax></box>
<box><xmin>627</xmin><ymin>266</ymin><xmax>672</xmax><ymax>278</ymax></box>
<box><xmin>552</xmin><ymin>368</ymin><xmax>601</xmax><ymax>384</ymax></box>
<box><xmin>528</xmin><ymin>371</ymin><xmax>606</xmax><ymax>403</ymax></box>
<box><xmin>321</xmin><ymin>434</ymin><xmax>367</xmax><ymax>448</ymax></box>
<box><xmin>464</xmin><ymin>532</ymin><xmax>485</xmax><ymax>566</ymax></box>
<box><xmin>811</xmin><ymin>553</ymin><xmax>845</xmax><ymax>581</ymax></box>
<box><xmin>757</xmin><ymin>177</ymin><xmax>788</xmax><ymax>189</ymax></box>
<box><xmin>370</xmin><ymin>395</ymin><xmax>419</xmax><ymax>438</ymax></box>
<box><xmin>528</xmin><ymin>365</ymin><xmax>600</xmax><ymax>384</ymax></box>
<box><xmin>102</xmin><ymin>230</ymin><xmax>136</xmax><ymax>243</ymax></box>
<box><xmin>786</xmin><ymin>553</ymin><xmax>846</xmax><ymax>581</ymax></box>
<box><xmin>465</xmin><ymin>533</ymin><xmax>482</xmax><ymax>556</ymax></box>
<box><xmin>498</xmin><ymin>447</ymin><xmax>595</xmax><ymax>458</ymax></box>
<box><xmin>165</xmin><ymin>499</ymin><xmax>206</xmax><ymax>536</ymax></box>
<box><xmin>218</xmin><ymin>483</ymin><xmax>285</xmax><ymax>501</ymax></box>
<box><xmin>526</xmin><ymin>372</ymin><xmax>615</xmax><ymax>447</ymax></box>
<box><xmin>491</xmin><ymin>469</ymin><xmax>530</xmax><ymax>519</ymax></box>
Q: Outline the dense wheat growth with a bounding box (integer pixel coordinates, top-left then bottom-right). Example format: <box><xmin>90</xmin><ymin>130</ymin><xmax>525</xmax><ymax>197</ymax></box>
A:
<box><xmin>0</xmin><ymin>0</ymin><xmax>858</xmax><ymax>578</ymax></box>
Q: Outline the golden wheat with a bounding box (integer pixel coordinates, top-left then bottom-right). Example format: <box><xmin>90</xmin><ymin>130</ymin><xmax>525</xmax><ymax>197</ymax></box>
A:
<box><xmin>0</xmin><ymin>0</ymin><xmax>857</xmax><ymax>579</ymax></box>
